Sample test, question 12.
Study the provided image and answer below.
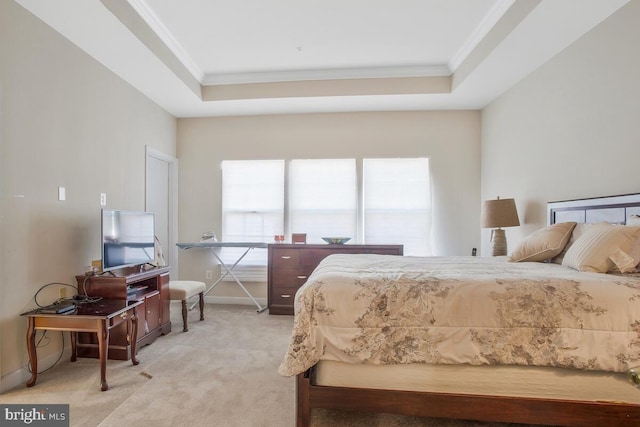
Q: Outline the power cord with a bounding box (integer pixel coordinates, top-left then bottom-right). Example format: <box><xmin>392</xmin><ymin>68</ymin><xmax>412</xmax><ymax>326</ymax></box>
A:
<box><xmin>33</xmin><ymin>282</ymin><xmax>78</xmax><ymax>309</ymax></box>
<box><xmin>25</xmin><ymin>330</ymin><xmax>65</xmax><ymax>375</ymax></box>
<box><xmin>78</xmin><ymin>273</ymin><xmax>103</xmax><ymax>304</ymax></box>
<box><xmin>27</xmin><ymin>280</ymin><xmax>101</xmax><ymax>374</ymax></box>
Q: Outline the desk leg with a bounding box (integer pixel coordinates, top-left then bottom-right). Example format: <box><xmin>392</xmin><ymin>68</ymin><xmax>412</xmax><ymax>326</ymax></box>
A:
<box><xmin>130</xmin><ymin>310</ymin><xmax>139</xmax><ymax>365</ymax></box>
<box><xmin>26</xmin><ymin>317</ymin><xmax>37</xmax><ymax>387</ymax></box>
<box><xmin>98</xmin><ymin>319</ymin><xmax>109</xmax><ymax>391</ymax></box>
<box><xmin>70</xmin><ymin>331</ymin><xmax>77</xmax><ymax>362</ymax></box>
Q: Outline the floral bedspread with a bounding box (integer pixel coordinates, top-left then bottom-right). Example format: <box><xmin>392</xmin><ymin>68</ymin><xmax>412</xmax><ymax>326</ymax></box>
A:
<box><xmin>279</xmin><ymin>254</ymin><xmax>640</xmax><ymax>377</ymax></box>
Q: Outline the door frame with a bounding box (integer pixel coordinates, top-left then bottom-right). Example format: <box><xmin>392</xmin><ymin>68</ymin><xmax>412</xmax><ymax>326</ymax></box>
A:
<box><xmin>145</xmin><ymin>146</ymin><xmax>179</xmax><ymax>278</ymax></box>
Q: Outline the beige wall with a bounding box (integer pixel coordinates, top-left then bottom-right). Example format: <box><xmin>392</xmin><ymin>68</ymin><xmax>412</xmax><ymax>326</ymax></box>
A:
<box><xmin>480</xmin><ymin>0</ymin><xmax>640</xmax><ymax>255</ymax></box>
<box><xmin>6</xmin><ymin>0</ymin><xmax>635</xmax><ymax>394</ymax></box>
<box><xmin>176</xmin><ymin>111</ymin><xmax>481</xmax><ymax>297</ymax></box>
<box><xmin>0</xmin><ymin>1</ymin><xmax>176</xmax><ymax>390</ymax></box>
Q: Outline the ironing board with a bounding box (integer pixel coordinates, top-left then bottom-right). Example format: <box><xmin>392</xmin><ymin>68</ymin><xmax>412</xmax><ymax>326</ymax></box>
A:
<box><xmin>176</xmin><ymin>241</ymin><xmax>268</xmax><ymax>313</ymax></box>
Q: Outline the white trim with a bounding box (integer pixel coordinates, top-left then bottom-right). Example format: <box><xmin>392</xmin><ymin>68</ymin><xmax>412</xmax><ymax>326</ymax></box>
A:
<box><xmin>128</xmin><ymin>0</ymin><xmax>205</xmax><ymax>82</ymax></box>
<box><xmin>145</xmin><ymin>146</ymin><xmax>179</xmax><ymax>278</ymax></box>
<box><xmin>145</xmin><ymin>145</ymin><xmax>175</xmax><ymax>163</ymax></box>
<box><xmin>0</xmin><ymin>347</ymin><xmax>73</xmax><ymax>394</ymax></box>
<box><xmin>448</xmin><ymin>0</ymin><xmax>515</xmax><ymax>72</ymax></box>
<box><xmin>202</xmin><ymin>65</ymin><xmax>451</xmax><ymax>85</ymax></box>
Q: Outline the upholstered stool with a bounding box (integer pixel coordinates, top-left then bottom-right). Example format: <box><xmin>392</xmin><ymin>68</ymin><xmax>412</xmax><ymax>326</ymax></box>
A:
<box><xmin>168</xmin><ymin>281</ymin><xmax>206</xmax><ymax>332</ymax></box>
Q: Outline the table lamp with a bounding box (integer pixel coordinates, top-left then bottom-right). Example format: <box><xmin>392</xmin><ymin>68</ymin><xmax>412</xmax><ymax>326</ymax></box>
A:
<box><xmin>481</xmin><ymin>197</ymin><xmax>520</xmax><ymax>256</ymax></box>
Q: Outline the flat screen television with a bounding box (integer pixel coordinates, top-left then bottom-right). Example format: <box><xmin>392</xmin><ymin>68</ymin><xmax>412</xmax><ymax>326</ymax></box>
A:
<box><xmin>101</xmin><ymin>209</ymin><xmax>155</xmax><ymax>272</ymax></box>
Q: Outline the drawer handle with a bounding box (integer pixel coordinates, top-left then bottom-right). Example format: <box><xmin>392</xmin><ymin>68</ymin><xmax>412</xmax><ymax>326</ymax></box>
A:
<box><xmin>280</xmin><ymin>294</ymin><xmax>292</xmax><ymax>298</ymax></box>
<box><xmin>280</xmin><ymin>256</ymin><xmax>292</xmax><ymax>259</ymax></box>
<box><xmin>120</xmin><ymin>313</ymin><xmax>128</xmax><ymax>320</ymax></box>
<box><xmin>297</xmin><ymin>275</ymin><xmax>307</xmax><ymax>279</ymax></box>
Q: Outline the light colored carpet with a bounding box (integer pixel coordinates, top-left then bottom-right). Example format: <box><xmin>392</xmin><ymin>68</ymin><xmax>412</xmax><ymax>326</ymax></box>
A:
<box><xmin>1</xmin><ymin>304</ymin><xmax>541</xmax><ymax>427</ymax></box>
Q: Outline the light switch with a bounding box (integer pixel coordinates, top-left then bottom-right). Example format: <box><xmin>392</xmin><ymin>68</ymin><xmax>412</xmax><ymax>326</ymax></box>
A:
<box><xmin>58</xmin><ymin>187</ymin><xmax>66</xmax><ymax>201</ymax></box>
<box><xmin>100</xmin><ymin>193</ymin><xmax>107</xmax><ymax>206</ymax></box>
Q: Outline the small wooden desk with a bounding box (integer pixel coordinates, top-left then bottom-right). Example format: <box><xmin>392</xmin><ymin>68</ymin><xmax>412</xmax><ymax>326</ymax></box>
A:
<box><xmin>22</xmin><ymin>299</ymin><xmax>143</xmax><ymax>391</ymax></box>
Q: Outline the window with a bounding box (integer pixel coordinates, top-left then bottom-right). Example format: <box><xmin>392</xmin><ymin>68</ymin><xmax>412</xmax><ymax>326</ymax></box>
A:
<box><xmin>289</xmin><ymin>159</ymin><xmax>357</xmax><ymax>243</ymax></box>
<box><xmin>220</xmin><ymin>157</ymin><xmax>432</xmax><ymax>279</ymax></box>
<box><xmin>363</xmin><ymin>158</ymin><xmax>431</xmax><ymax>256</ymax></box>
<box><xmin>220</xmin><ymin>160</ymin><xmax>284</xmax><ymax>279</ymax></box>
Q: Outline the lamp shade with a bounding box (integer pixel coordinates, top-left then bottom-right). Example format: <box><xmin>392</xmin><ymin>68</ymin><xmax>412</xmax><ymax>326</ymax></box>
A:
<box><xmin>481</xmin><ymin>197</ymin><xmax>520</xmax><ymax>228</ymax></box>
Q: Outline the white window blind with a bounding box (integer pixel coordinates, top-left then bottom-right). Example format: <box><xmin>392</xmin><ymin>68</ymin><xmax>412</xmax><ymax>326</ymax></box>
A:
<box><xmin>363</xmin><ymin>158</ymin><xmax>431</xmax><ymax>256</ymax></box>
<box><xmin>221</xmin><ymin>160</ymin><xmax>284</xmax><ymax>280</ymax></box>
<box><xmin>289</xmin><ymin>159</ymin><xmax>357</xmax><ymax>243</ymax></box>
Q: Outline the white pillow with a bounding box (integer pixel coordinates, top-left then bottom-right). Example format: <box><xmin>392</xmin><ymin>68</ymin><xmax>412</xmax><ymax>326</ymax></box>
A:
<box><xmin>508</xmin><ymin>222</ymin><xmax>576</xmax><ymax>262</ymax></box>
<box><xmin>552</xmin><ymin>222</ymin><xmax>595</xmax><ymax>264</ymax></box>
<box><xmin>562</xmin><ymin>223</ymin><xmax>640</xmax><ymax>273</ymax></box>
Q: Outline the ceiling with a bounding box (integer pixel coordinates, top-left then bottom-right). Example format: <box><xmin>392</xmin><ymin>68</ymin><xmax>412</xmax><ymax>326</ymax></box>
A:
<box><xmin>15</xmin><ymin>0</ymin><xmax>629</xmax><ymax>118</ymax></box>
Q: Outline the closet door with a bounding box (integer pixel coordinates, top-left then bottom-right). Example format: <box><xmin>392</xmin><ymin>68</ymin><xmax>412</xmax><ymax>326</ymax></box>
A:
<box><xmin>146</xmin><ymin>148</ymin><xmax>178</xmax><ymax>274</ymax></box>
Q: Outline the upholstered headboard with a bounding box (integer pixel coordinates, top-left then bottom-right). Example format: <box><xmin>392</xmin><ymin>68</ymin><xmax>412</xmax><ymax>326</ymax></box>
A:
<box><xmin>548</xmin><ymin>193</ymin><xmax>640</xmax><ymax>226</ymax></box>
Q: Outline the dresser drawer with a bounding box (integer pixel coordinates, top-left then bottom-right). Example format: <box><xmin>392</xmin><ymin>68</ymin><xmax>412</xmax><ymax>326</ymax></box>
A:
<box><xmin>270</xmin><ymin>248</ymin><xmax>302</xmax><ymax>267</ymax></box>
<box><xmin>271</xmin><ymin>268</ymin><xmax>312</xmax><ymax>286</ymax></box>
<box><xmin>108</xmin><ymin>311</ymin><xmax>130</xmax><ymax>328</ymax></box>
<box><xmin>270</xmin><ymin>287</ymin><xmax>299</xmax><ymax>305</ymax></box>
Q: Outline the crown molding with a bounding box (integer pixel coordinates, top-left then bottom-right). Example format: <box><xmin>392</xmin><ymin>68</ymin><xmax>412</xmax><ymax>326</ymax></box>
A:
<box><xmin>201</xmin><ymin>64</ymin><xmax>451</xmax><ymax>86</ymax></box>
<box><xmin>126</xmin><ymin>0</ymin><xmax>500</xmax><ymax>86</ymax></box>
<box><xmin>449</xmin><ymin>0</ymin><xmax>514</xmax><ymax>72</ymax></box>
<box><xmin>201</xmin><ymin>76</ymin><xmax>451</xmax><ymax>101</ymax></box>
<box><xmin>128</xmin><ymin>0</ymin><xmax>205</xmax><ymax>82</ymax></box>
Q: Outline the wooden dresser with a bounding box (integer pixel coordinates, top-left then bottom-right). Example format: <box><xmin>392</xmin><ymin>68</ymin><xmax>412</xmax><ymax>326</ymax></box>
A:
<box><xmin>267</xmin><ymin>244</ymin><xmax>403</xmax><ymax>315</ymax></box>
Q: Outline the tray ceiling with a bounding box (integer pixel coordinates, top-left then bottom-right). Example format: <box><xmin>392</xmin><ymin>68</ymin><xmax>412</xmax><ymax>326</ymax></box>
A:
<box><xmin>15</xmin><ymin>0</ymin><xmax>629</xmax><ymax>117</ymax></box>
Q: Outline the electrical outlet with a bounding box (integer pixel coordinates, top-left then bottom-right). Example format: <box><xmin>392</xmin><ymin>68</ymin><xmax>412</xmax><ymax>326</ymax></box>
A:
<box><xmin>59</xmin><ymin>288</ymin><xmax>67</xmax><ymax>298</ymax></box>
<box><xmin>205</xmin><ymin>270</ymin><xmax>213</xmax><ymax>280</ymax></box>
<box><xmin>100</xmin><ymin>193</ymin><xmax>107</xmax><ymax>206</ymax></box>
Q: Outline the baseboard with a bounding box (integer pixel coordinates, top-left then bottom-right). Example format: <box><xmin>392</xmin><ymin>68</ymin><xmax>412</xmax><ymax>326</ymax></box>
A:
<box><xmin>202</xmin><ymin>295</ymin><xmax>267</xmax><ymax>308</ymax></box>
<box><xmin>1</xmin><ymin>347</ymin><xmax>73</xmax><ymax>394</ymax></box>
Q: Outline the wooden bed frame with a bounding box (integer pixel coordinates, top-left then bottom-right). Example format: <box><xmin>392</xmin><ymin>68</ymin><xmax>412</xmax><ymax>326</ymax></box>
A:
<box><xmin>295</xmin><ymin>193</ymin><xmax>640</xmax><ymax>427</ymax></box>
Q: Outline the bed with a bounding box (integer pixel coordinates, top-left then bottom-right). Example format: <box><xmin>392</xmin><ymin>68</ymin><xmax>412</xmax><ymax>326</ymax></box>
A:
<box><xmin>279</xmin><ymin>193</ymin><xmax>640</xmax><ymax>426</ymax></box>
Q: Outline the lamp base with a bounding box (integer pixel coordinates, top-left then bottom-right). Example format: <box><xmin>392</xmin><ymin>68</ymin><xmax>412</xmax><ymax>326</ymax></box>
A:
<box><xmin>491</xmin><ymin>228</ymin><xmax>507</xmax><ymax>257</ymax></box>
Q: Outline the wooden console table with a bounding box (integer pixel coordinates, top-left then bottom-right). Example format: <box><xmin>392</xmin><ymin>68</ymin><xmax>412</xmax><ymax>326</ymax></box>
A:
<box><xmin>22</xmin><ymin>299</ymin><xmax>143</xmax><ymax>391</ymax></box>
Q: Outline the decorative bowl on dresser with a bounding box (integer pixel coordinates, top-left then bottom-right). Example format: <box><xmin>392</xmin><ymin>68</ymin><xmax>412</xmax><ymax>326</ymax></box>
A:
<box><xmin>267</xmin><ymin>243</ymin><xmax>403</xmax><ymax>315</ymax></box>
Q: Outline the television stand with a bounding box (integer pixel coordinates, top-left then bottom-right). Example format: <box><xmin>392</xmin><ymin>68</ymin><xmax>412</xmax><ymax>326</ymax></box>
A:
<box><xmin>75</xmin><ymin>266</ymin><xmax>171</xmax><ymax>360</ymax></box>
